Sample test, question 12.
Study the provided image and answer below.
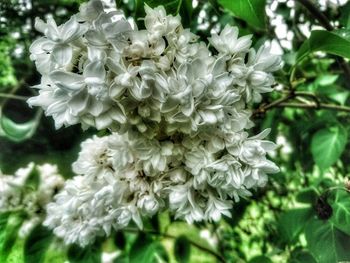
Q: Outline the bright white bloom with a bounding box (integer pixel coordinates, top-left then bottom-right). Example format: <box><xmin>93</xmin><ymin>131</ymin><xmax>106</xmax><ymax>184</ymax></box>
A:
<box><xmin>29</xmin><ymin>0</ymin><xmax>282</xmax><ymax>246</ymax></box>
<box><xmin>209</xmin><ymin>25</ymin><xmax>252</xmax><ymax>54</ymax></box>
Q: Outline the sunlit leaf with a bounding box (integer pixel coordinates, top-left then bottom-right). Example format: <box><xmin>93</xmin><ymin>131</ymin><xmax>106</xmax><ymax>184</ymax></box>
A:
<box><xmin>0</xmin><ymin>109</ymin><xmax>42</xmax><ymax>143</ymax></box>
<box><xmin>129</xmin><ymin>233</ymin><xmax>168</xmax><ymax>263</ymax></box>
<box><xmin>297</xmin><ymin>30</ymin><xmax>350</xmax><ymax>61</ymax></box>
<box><xmin>330</xmin><ymin>190</ymin><xmax>350</xmax><ymax>236</ymax></box>
<box><xmin>218</xmin><ymin>0</ymin><xmax>267</xmax><ymax>29</ymax></box>
<box><xmin>311</xmin><ymin>125</ymin><xmax>348</xmax><ymax>170</ymax></box>
<box><xmin>305</xmin><ymin>219</ymin><xmax>350</xmax><ymax>263</ymax></box>
<box><xmin>0</xmin><ymin>213</ymin><xmax>24</xmax><ymax>262</ymax></box>
<box><xmin>278</xmin><ymin>208</ymin><xmax>313</xmax><ymax>243</ymax></box>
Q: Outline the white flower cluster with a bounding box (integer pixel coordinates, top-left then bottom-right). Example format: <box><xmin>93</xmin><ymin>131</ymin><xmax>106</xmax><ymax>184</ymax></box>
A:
<box><xmin>29</xmin><ymin>0</ymin><xmax>281</xmax><ymax>246</ymax></box>
<box><xmin>0</xmin><ymin>163</ymin><xmax>64</xmax><ymax>237</ymax></box>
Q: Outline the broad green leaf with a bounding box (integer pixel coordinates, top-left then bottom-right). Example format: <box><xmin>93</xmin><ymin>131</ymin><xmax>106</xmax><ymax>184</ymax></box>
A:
<box><xmin>296</xmin><ymin>188</ymin><xmax>318</xmax><ymax>204</ymax></box>
<box><xmin>288</xmin><ymin>249</ymin><xmax>317</xmax><ymax>263</ymax></box>
<box><xmin>24</xmin><ymin>225</ymin><xmax>53</xmax><ymax>263</ymax></box>
<box><xmin>0</xmin><ymin>213</ymin><xmax>24</xmax><ymax>262</ymax></box>
<box><xmin>278</xmin><ymin>208</ymin><xmax>313</xmax><ymax>243</ymax></box>
<box><xmin>330</xmin><ymin>190</ymin><xmax>350</xmax><ymax>235</ymax></box>
<box><xmin>311</xmin><ymin>125</ymin><xmax>348</xmax><ymax>170</ymax></box>
<box><xmin>340</xmin><ymin>3</ymin><xmax>350</xmax><ymax>29</ymax></box>
<box><xmin>67</xmin><ymin>243</ymin><xmax>101</xmax><ymax>263</ymax></box>
<box><xmin>297</xmin><ymin>30</ymin><xmax>350</xmax><ymax>62</ymax></box>
<box><xmin>0</xmin><ymin>212</ymin><xmax>10</xmax><ymax>231</ymax></box>
<box><xmin>249</xmin><ymin>255</ymin><xmax>272</xmax><ymax>263</ymax></box>
<box><xmin>129</xmin><ymin>233</ymin><xmax>168</xmax><ymax>263</ymax></box>
<box><xmin>174</xmin><ymin>235</ymin><xmax>191</xmax><ymax>263</ymax></box>
<box><xmin>218</xmin><ymin>0</ymin><xmax>267</xmax><ymax>29</ymax></box>
<box><xmin>0</xmin><ymin>110</ymin><xmax>42</xmax><ymax>143</ymax></box>
<box><xmin>305</xmin><ymin>219</ymin><xmax>350</xmax><ymax>263</ymax></box>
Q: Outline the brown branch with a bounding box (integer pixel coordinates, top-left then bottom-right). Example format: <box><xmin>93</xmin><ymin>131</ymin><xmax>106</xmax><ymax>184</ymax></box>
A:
<box><xmin>276</xmin><ymin>102</ymin><xmax>350</xmax><ymax>112</ymax></box>
<box><xmin>123</xmin><ymin>227</ymin><xmax>226</xmax><ymax>263</ymax></box>
<box><xmin>253</xmin><ymin>90</ymin><xmax>350</xmax><ymax>116</ymax></box>
<box><xmin>295</xmin><ymin>0</ymin><xmax>333</xmax><ymax>30</ymax></box>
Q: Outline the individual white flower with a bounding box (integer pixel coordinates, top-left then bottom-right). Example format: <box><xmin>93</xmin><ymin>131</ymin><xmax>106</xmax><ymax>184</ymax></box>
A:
<box><xmin>30</xmin><ymin>16</ymin><xmax>87</xmax><ymax>71</ymax></box>
<box><xmin>237</xmin><ymin>129</ymin><xmax>279</xmax><ymax>173</ymax></box>
<box><xmin>207</xmin><ymin>155</ymin><xmax>246</xmax><ymax>190</ymax></box>
<box><xmin>84</xmin><ymin>10</ymin><xmax>132</xmax><ymax>48</ymax></box>
<box><xmin>72</xmin><ymin>135</ymin><xmax>118</xmax><ymax>180</ymax></box>
<box><xmin>137</xmin><ymin>194</ymin><xmax>160</xmax><ymax>216</ymax></box>
<box><xmin>209</xmin><ymin>25</ymin><xmax>252</xmax><ymax>55</ymax></box>
<box><xmin>168</xmin><ymin>183</ymin><xmax>205</xmax><ymax>223</ymax></box>
<box><xmin>144</xmin><ymin>5</ymin><xmax>180</xmax><ymax>42</ymax></box>
<box><xmin>135</xmin><ymin>138</ymin><xmax>173</xmax><ymax>174</ymax></box>
<box><xmin>205</xmin><ymin>193</ymin><xmax>232</xmax><ymax>222</ymax></box>
<box><xmin>27</xmin><ymin>78</ymin><xmax>79</xmax><ymax>129</ymax></box>
<box><xmin>184</xmin><ymin>146</ymin><xmax>214</xmax><ymax>189</ymax></box>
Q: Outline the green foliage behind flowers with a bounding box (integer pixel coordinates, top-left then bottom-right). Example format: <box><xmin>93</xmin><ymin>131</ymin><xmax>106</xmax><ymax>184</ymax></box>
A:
<box><xmin>1</xmin><ymin>0</ymin><xmax>350</xmax><ymax>263</ymax></box>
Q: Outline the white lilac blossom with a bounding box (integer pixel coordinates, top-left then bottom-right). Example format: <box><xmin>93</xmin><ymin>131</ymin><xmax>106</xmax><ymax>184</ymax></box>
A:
<box><xmin>0</xmin><ymin>163</ymin><xmax>64</xmax><ymax>237</ymax></box>
<box><xmin>29</xmin><ymin>0</ymin><xmax>282</xmax><ymax>246</ymax></box>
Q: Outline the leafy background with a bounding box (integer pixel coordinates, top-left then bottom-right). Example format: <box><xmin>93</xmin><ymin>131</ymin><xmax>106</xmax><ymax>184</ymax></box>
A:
<box><xmin>1</xmin><ymin>0</ymin><xmax>350</xmax><ymax>262</ymax></box>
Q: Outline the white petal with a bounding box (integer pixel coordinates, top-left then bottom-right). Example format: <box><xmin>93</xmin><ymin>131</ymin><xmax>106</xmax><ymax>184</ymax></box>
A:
<box><xmin>84</xmin><ymin>61</ymin><xmax>106</xmax><ymax>81</ymax></box>
<box><xmin>51</xmin><ymin>44</ymin><xmax>73</xmax><ymax>66</ymax></box>
<box><xmin>50</xmin><ymin>71</ymin><xmax>85</xmax><ymax>92</ymax></box>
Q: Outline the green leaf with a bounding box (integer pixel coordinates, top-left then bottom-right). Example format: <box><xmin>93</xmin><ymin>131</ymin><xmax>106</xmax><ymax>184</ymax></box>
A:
<box><xmin>24</xmin><ymin>225</ymin><xmax>53</xmax><ymax>263</ymax></box>
<box><xmin>218</xmin><ymin>0</ymin><xmax>267</xmax><ymax>29</ymax></box>
<box><xmin>288</xmin><ymin>249</ymin><xmax>317</xmax><ymax>263</ymax></box>
<box><xmin>129</xmin><ymin>233</ymin><xmax>168</xmax><ymax>263</ymax></box>
<box><xmin>0</xmin><ymin>110</ymin><xmax>41</xmax><ymax>143</ymax></box>
<box><xmin>296</xmin><ymin>188</ymin><xmax>318</xmax><ymax>204</ymax></box>
<box><xmin>305</xmin><ymin>219</ymin><xmax>350</xmax><ymax>263</ymax></box>
<box><xmin>0</xmin><ymin>213</ymin><xmax>24</xmax><ymax>262</ymax></box>
<box><xmin>297</xmin><ymin>30</ymin><xmax>350</xmax><ymax>62</ymax></box>
<box><xmin>316</xmin><ymin>74</ymin><xmax>339</xmax><ymax>86</ymax></box>
<box><xmin>278</xmin><ymin>208</ymin><xmax>313</xmax><ymax>243</ymax></box>
<box><xmin>311</xmin><ymin>125</ymin><xmax>348</xmax><ymax>170</ymax></box>
<box><xmin>340</xmin><ymin>4</ymin><xmax>350</xmax><ymax>29</ymax></box>
<box><xmin>67</xmin><ymin>243</ymin><xmax>101</xmax><ymax>263</ymax></box>
<box><xmin>24</xmin><ymin>165</ymin><xmax>40</xmax><ymax>191</ymax></box>
<box><xmin>0</xmin><ymin>212</ymin><xmax>10</xmax><ymax>233</ymax></box>
<box><xmin>330</xmin><ymin>190</ymin><xmax>350</xmax><ymax>236</ymax></box>
<box><xmin>249</xmin><ymin>255</ymin><xmax>272</xmax><ymax>263</ymax></box>
<box><xmin>174</xmin><ymin>235</ymin><xmax>191</xmax><ymax>263</ymax></box>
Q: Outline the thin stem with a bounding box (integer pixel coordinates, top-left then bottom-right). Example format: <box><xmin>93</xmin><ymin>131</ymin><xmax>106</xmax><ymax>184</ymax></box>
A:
<box><xmin>276</xmin><ymin>102</ymin><xmax>350</xmax><ymax>112</ymax></box>
<box><xmin>0</xmin><ymin>93</ymin><xmax>28</xmax><ymax>101</ymax></box>
<box><xmin>123</xmin><ymin>227</ymin><xmax>226</xmax><ymax>263</ymax></box>
<box><xmin>254</xmin><ymin>88</ymin><xmax>350</xmax><ymax>116</ymax></box>
<box><xmin>295</xmin><ymin>0</ymin><xmax>333</xmax><ymax>30</ymax></box>
<box><xmin>254</xmin><ymin>93</ymin><xmax>295</xmax><ymax>114</ymax></box>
